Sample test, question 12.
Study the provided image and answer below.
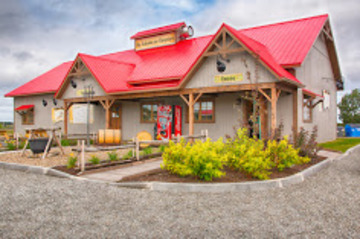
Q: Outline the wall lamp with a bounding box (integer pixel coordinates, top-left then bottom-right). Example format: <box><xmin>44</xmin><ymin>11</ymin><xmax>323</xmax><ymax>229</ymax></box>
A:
<box><xmin>53</xmin><ymin>98</ymin><xmax>57</xmax><ymax>106</ymax></box>
<box><xmin>42</xmin><ymin>99</ymin><xmax>48</xmax><ymax>107</ymax></box>
<box><xmin>216</xmin><ymin>54</ymin><xmax>230</xmax><ymax>73</ymax></box>
<box><xmin>70</xmin><ymin>79</ymin><xmax>77</xmax><ymax>88</ymax></box>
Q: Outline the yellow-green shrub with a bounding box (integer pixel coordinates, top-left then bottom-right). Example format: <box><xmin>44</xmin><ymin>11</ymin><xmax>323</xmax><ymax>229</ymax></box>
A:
<box><xmin>265</xmin><ymin>137</ymin><xmax>310</xmax><ymax>171</ymax></box>
<box><xmin>161</xmin><ymin>138</ymin><xmax>226</xmax><ymax>181</ymax></box>
<box><xmin>225</xmin><ymin>129</ymin><xmax>272</xmax><ymax>180</ymax></box>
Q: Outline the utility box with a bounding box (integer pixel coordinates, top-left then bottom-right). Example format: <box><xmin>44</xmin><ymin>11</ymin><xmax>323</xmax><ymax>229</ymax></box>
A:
<box><xmin>345</xmin><ymin>124</ymin><xmax>360</xmax><ymax>137</ymax></box>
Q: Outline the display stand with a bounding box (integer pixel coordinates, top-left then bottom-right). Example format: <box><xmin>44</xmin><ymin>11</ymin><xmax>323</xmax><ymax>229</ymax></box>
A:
<box><xmin>21</xmin><ymin>127</ymin><xmax>65</xmax><ymax>159</ymax></box>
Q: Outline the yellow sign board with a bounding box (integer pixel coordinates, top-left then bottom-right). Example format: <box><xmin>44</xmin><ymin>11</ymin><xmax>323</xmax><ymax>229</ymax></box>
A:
<box><xmin>214</xmin><ymin>73</ymin><xmax>243</xmax><ymax>83</ymax></box>
<box><xmin>52</xmin><ymin>108</ymin><xmax>64</xmax><ymax>123</ymax></box>
<box><xmin>135</xmin><ymin>32</ymin><xmax>176</xmax><ymax>51</ymax></box>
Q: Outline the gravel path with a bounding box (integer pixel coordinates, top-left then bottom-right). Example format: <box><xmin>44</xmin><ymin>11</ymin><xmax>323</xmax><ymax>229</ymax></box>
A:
<box><xmin>1</xmin><ymin>147</ymin><xmax>359</xmax><ymax>238</ymax></box>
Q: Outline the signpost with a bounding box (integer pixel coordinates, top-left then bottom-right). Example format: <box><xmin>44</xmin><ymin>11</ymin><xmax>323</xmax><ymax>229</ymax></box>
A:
<box><xmin>82</xmin><ymin>85</ymin><xmax>95</xmax><ymax>147</ymax></box>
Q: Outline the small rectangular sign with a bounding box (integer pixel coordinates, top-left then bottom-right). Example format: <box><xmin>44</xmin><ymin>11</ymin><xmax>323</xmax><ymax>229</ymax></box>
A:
<box><xmin>214</xmin><ymin>73</ymin><xmax>243</xmax><ymax>83</ymax></box>
<box><xmin>135</xmin><ymin>32</ymin><xmax>176</xmax><ymax>51</ymax></box>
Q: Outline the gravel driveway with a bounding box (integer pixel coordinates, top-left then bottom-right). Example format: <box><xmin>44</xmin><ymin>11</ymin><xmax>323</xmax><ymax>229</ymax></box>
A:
<box><xmin>1</xmin><ymin>147</ymin><xmax>359</xmax><ymax>238</ymax></box>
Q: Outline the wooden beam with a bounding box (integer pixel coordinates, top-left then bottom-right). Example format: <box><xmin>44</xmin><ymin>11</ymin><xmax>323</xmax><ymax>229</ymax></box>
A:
<box><xmin>259</xmin><ymin>96</ymin><xmax>268</xmax><ymax>139</ymax></box>
<box><xmin>227</xmin><ymin>39</ymin><xmax>235</xmax><ymax>49</ymax></box>
<box><xmin>64</xmin><ymin>102</ymin><xmax>68</xmax><ymax>135</ymax></box>
<box><xmin>189</xmin><ymin>93</ymin><xmax>194</xmax><ymax>136</ymax></box>
<box><xmin>105</xmin><ymin>100</ymin><xmax>110</xmax><ymax>129</ymax></box>
<box><xmin>193</xmin><ymin>92</ymin><xmax>203</xmax><ymax>105</ymax></box>
<box><xmin>99</xmin><ymin>100</ymin><xmax>107</xmax><ymax>109</ymax></box>
<box><xmin>180</xmin><ymin>94</ymin><xmax>189</xmax><ymax>106</ymax></box>
<box><xmin>203</xmin><ymin>48</ymin><xmax>245</xmax><ymax>57</ymax></box>
<box><xmin>276</xmin><ymin>89</ymin><xmax>282</xmax><ymax>99</ymax></box>
<box><xmin>222</xmin><ymin>31</ymin><xmax>226</xmax><ymax>49</ymax></box>
<box><xmin>271</xmin><ymin>87</ymin><xmax>277</xmax><ymax>137</ymax></box>
<box><xmin>258</xmin><ymin>88</ymin><xmax>271</xmax><ymax>102</ymax></box>
<box><xmin>292</xmin><ymin>90</ymin><xmax>298</xmax><ymax>136</ymax></box>
<box><xmin>64</xmin><ymin>83</ymin><xmax>278</xmax><ymax>103</ymax></box>
<box><xmin>214</xmin><ymin>42</ymin><xmax>222</xmax><ymax>50</ymax></box>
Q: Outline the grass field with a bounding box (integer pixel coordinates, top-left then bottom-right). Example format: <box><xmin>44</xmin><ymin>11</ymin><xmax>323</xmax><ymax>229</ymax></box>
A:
<box><xmin>318</xmin><ymin>138</ymin><xmax>360</xmax><ymax>153</ymax></box>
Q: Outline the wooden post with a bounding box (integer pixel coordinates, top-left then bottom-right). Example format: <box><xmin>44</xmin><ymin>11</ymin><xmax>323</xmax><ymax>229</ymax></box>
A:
<box><xmin>135</xmin><ymin>137</ymin><xmax>140</xmax><ymax>161</ymax></box>
<box><xmin>64</xmin><ymin>102</ymin><xmax>68</xmax><ymax>135</ymax></box>
<box><xmin>77</xmin><ymin>140</ymin><xmax>81</xmax><ymax>168</ymax></box>
<box><xmin>271</xmin><ymin>87</ymin><xmax>277</xmax><ymax>138</ymax></box>
<box><xmin>132</xmin><ymin>137</ymin><xmax>135</xmax><ymax>157</ymax></box>
<box><xmin>189</xmin><ymin>93</ymin><xmax>194</xmax><ymax>136</ymax></box>
<box><xmin>81</xmin><ymin>140</ymin><xmax>85</xmax><ymax>172</ymax></box>
<box><xmin>259</xmin><ymin>96</ymin><xmax>268</xmax><ymax>140</ymax></box>
<box><xmin>292</xmin><ymin>89</ymin><xmax>298</xmax><ymax>137</ymax></box>
<box><xmin>42</xmin><ymin>134</ymin><xmax>53</xmax><ymax>160</ymax></box>
<box><xmin>15</xmin><ymin>133</ymin><xmax>19</xmax><ymax>150</ymax></box>
<box><xmin>105</xmin><ymin>100</ymin><xmax>110</xmax><ymax>129</ymax></box>
<box><xmin>21</xmin><ymin>131</ymin><xmax>32</xmax><ymax>156</ymax></box>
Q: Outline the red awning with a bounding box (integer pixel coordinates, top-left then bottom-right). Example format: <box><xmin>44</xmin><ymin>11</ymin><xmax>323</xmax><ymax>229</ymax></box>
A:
<box><xmin>15</xmin><ymin>104</ymin><xmax>34</xmax><ymax>111</ymax></box>
<box><xmin>302</xmin><ymin>89</ymin><xmax>323</xmax><ymax>98</ymax></box>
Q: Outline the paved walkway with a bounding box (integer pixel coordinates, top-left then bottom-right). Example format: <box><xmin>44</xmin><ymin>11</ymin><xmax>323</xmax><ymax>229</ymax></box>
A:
<box><xmin>81</xmin><ymin>159</ymin><xmax>162</xmax><ymax>182</ymax></box>
<box><xmin>317</xmin><ymin>150</ymin><xmax>341</xmax><ymax>159</ymax></box>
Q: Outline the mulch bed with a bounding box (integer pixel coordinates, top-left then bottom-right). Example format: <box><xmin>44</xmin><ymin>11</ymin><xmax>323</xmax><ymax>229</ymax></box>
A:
<box><xmin>120</xmin><ymin>155</ymin><xmax>327</xmax><ymax>183</ymax></box>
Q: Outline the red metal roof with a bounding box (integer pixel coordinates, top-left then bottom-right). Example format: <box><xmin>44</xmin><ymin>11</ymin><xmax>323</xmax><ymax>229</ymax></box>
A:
<box><xmin>15</xmin><ymin>104</ymin><xmax>34</xmax><ymax>111</ymax></box>
<box><xmin>5</xmin><ymin>62</ymin><xmax>73</xmax><ymax>97</ymax></box>
<box><xmin>6</xmin><ymin>14</ymin><xmax>330</xmax><ymax>97</ymax></box>
<box><xmin>224</xmin><ymin>23</ymin><xmax>302</xmax><ymax>85</ymax></box>
<box><xmin>130</xmin><ymin>22</ymin><xmax>186</xmax><ymax>39</ymax></box>
<box><xmin>240</xmin><ymin>14</ymin><xmax>328</xmax><ymax>66</ymax></box>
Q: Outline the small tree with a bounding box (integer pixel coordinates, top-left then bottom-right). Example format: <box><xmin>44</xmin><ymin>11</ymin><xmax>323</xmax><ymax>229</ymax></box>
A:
<box><xmin>338</xmin><ymin>89</ymin><xmax>360</xmax><ymax>125</ymax></box>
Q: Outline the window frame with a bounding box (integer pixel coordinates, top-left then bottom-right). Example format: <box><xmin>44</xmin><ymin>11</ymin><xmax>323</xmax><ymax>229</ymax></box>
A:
<box><xmin>302</xmin><ymin>95</ymin><xmax>313</xmax><ymax>123</ymax></box>
<box><xmin>140</xmin><ymin>102</ymin><xmax>160</xmax><ymax>123</ymax></box>
<box><xmin>21</xmin><ymin>108</ymin><xmax>35</xmax><ymax>125</ymax></box>
<box><xmin>186</xmin><ymin>98</ymin><xmax>216</xmax><ymax>124</ymax></box>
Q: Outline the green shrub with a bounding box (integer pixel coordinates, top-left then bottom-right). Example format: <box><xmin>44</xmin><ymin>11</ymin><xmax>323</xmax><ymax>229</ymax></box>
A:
<box><xmin>159</xmin><ymin>144</ymin><xmax>166</xmax><ymax>152</ymax></box>
<box><xmin>265</xmin><ymin>137</ymin><xmax>310</xmax><ymax>171</ymax></box>
<box><xmin>107</xmin><ymin>151</ymin><xmax>118</xmax><ymax>161</ymax></box>
<box><xmin>142</xmin><ymin>147</ymin><xmax>153</xmax><ymax>156</ymax></box>
<box><xmin>89</xmin><ymin>155</ymin><xmax>100</xmax><ymax>165</ymax></box>
<box><xmin>6</xmin><ymin>142</ymin><xmax>16</xmax><ymax>150</ymax></box>
<box><xmin>225</xmin><ymin>128</ymin><xmax>272</xmax><ymax>180</ymax></box>
<box><xmin>67</xmin><ymin>153</ymin><xmax>78</xmax><ymax>169</ymax></box>
<box><xmin>61</xmin><ymin>139</ymin><xmax>78</xmax><ymax>146</ymax></box>
<box><xmin>161</xmin><ymin>138</ymin><xmax>226</xmax><ymax>181</ymax></box>
<box><xmin>122</xmin><ymin>150</ymin><xmax>133</xmax><ymax>160</ymax></box>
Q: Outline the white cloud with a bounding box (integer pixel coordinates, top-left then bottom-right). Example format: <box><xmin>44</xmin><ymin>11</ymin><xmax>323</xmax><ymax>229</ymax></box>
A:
<box><xmin>0</xmin><ymin>0</ymin><xmax>359</xmax><ymax>122</ymax></box>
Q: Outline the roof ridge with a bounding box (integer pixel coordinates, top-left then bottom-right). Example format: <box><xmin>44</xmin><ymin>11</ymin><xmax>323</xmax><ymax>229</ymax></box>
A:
<box><xmin>240</xmin><ymin>14</ymin><xmax>328</xmax><ymax>32</ymax></box>
<box><xmin>78</xmin><ymin>53</ymin><xmax>136</xmax><ymax>67</ymax></box>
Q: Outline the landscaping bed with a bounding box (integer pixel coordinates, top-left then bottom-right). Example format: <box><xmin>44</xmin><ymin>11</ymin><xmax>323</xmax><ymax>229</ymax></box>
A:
<box><xmin>120</xmin><ymin>155</ymin><xmax>327</xmax><ymax>183</ymax></box>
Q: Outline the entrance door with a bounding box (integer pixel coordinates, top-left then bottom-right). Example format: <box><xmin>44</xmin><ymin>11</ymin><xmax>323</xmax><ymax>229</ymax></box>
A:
<box><xmin>243</xmin><ymin>99</ymin><xmax>268</xmax><ymax>139</ymax></box>
<box><xmin>109</xmin><ymin>104</ymin><xmax>122</xmax><ymax>130</ymax></box>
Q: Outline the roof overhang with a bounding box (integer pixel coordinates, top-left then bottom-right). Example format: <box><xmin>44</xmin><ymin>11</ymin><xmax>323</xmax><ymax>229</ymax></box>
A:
<box><xmin>15</xmin><ymin>104</ymin><xmax>34</xmax><ymax>111</ymax></box>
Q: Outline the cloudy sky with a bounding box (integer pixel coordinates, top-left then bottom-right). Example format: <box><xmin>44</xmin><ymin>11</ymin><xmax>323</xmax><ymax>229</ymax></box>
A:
<box><xmin>0</xmin><ymin>0</ymin><xmax>359</xmax><ymax>121</ymax></box>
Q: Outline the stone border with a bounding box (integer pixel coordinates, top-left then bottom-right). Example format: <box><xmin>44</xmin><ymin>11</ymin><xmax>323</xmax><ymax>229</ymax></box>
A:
<box><xmin>0</xmin><ymin>144</ymin><xmax>359</xmax><ymax>192</ymax></box>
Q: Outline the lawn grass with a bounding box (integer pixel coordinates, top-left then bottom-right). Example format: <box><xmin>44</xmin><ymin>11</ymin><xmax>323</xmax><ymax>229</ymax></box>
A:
<box><xmin>318</xmin><ymin>138</ymin><xmax>360</xmax><ymax>153</ymax></box>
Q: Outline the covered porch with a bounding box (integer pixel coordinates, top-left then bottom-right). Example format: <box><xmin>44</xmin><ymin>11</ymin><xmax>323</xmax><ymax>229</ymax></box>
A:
<box><xmin>62</xmin><ymin>81</ymin><xmax>298</xmax><ymax>141</ymax></box>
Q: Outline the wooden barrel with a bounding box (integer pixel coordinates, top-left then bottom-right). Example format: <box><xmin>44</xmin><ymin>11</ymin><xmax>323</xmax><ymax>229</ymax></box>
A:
<box><xmin>98</xmin><ymin>129</ymin><xmax>121</xmax><ymax>144</ymax></box>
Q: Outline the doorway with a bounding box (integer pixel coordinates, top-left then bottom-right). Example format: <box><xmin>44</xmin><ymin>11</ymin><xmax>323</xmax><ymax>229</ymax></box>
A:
<box><xmin>243</xmin><ymin>98</ymin><xmax>268</xmax><ymax>139</ymax></box>
<box><xmin>109</xmin><ymin>104</ymin><xmax>122</xmax><ymax>130</ymax></box>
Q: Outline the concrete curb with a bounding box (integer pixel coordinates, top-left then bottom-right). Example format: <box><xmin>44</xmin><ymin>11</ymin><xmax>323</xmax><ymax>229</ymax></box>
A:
<box><xmin>0</xmin><ymin>143</ymin><xmax>359</xmax><ymax>192</ymax></box>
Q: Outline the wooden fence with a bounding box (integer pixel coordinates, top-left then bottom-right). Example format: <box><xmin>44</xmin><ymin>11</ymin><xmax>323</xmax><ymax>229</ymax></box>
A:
<box><xmin>75</xmin><ymin>129</ymin><xmax>209</xmax><ymax>173</ymax></box>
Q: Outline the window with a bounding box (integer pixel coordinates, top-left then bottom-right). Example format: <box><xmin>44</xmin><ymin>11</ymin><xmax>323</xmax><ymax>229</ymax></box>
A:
<box><xmin>303</xmin><ymin>97</ymin><xmax>312</xmax><ymax>123</ymax></box>
<box><xmin>140</xmin><ymin>103</ymin><xmax>158</xmax><ymax>123</ymax></box>
<box><xmin>187</xmin><ymin>99</ymin><xmax>215</xmax><ymax>123</ymax></box>
<box><xmin>22</xmin><ymin>109</ymin><xmax>34</xmax><ymax>125</ymax></box>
